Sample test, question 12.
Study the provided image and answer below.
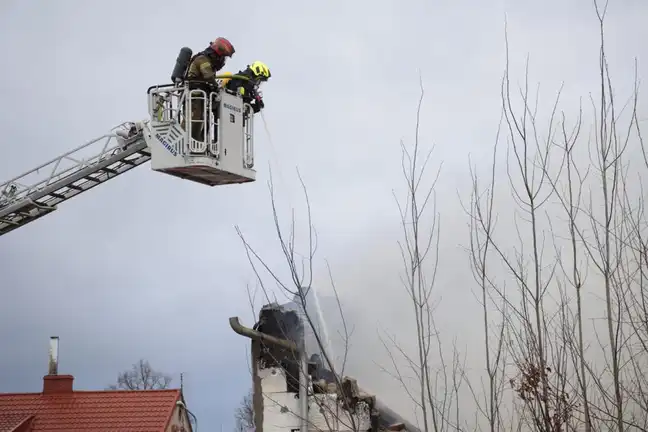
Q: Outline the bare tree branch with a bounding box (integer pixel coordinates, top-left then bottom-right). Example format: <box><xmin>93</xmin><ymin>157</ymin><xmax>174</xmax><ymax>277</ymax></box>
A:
<box><xmin>106</xmin><ymin>359</ymin><xmax>172</xmax><ymax>391</ymax></box>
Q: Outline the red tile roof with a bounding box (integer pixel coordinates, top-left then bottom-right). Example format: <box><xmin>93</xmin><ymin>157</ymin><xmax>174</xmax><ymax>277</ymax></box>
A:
<box><xmin>0</xmin><ymin>388</ymin><xmax>182</xmax><ymax>432</ymax></box>
<box><xmin>0</xmin><ymin>413</ymin><xmax>34</xmax><ymax>432</ymax></box>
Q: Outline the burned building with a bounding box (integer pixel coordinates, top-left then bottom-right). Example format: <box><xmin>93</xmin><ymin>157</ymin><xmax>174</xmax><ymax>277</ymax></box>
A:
<box><xmin>230</xmin><ymin>293</ymin><xmax>419</xmax><ymax>432</ymax></box>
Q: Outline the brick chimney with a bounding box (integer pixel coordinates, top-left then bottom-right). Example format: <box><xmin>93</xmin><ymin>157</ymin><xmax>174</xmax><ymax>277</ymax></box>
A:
<box><xmin>43</xmin><ymin>375</ymin><xmax>74</xmax><ymax>394</ymax></box>
<box><xmin>43</xmin><ymin>336</ymin><xmax>74</xmax><ymax>394</ymax></box>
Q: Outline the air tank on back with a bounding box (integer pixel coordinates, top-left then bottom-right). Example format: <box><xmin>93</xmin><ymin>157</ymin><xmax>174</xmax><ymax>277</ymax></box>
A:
<box><xmin>171</xmin><ymin>47</ymin><xmax>193</xmax><ymax>83</ymax></box>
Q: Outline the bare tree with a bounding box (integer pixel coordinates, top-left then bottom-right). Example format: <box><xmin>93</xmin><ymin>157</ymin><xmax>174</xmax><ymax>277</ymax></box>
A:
<box><xmin>464</xmin><ymin>110</ymin><xmax>509</xmax><ymax>432</ymax></box>
<box><xmin>466</xmin><ymin>38</ymin><xmax>564</xmax><ymax>430</ymax></box>
<box><xmin>235</xmin><ymin>390</ymin><xmax>255</xmax><ymax>432</ymax></box>
<box><xmin>375</xmin><ymin>75</ymin><xmax>470</xmax><ymax>432</ymax></box>
<box><xmin>107</xmin><ymin>359</ymin><xmax>172</xmax><ymax>390</ymax></box>
<box><xmin>498</xmin><ymin>19</ymin><xmax>571</xmax><ymax>430</ymax></box>
<box><xmin>235</xmin><ymin>170</ymin><xmax>372</xmax><ymax>432</ymax></box>
<box><xmin>466</xmin><ymin>1</ymin><xmax>646</xmax><ymax>431</ymax></box>
<box><xmin>536</xmin><ymin>2</ymin><xmax>635</xmax><ymax>429</ymax></box>
<box><xmin>535</xmin><ymin>2</ymin><xmax>644</xmax><ymax>429</ymax></box>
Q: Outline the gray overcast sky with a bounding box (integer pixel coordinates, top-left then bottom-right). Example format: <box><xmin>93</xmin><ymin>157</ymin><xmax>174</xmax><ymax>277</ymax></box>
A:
<box><xmin>0</xmin><ymin>0</ymin><xmax>646</xmax><ymax>430</ymax></box>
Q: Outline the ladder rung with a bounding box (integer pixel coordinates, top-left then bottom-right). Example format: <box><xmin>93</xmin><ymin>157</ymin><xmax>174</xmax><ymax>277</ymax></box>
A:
<box><xmin>23</xmin><ymin>200</ymin><xmax>54</xmax><ymax>211</ymax></box>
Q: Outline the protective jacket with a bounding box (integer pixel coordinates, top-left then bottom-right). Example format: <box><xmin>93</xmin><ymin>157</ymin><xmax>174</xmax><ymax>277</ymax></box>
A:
<box><xmin>225</xmin><ymin>68</ymin><xmax>265</xmax><ymax>113</ymax></box>
<box><xmin>186</xmin><ymin>48</ymin><xmax>226</xmax><ymax>83</ymax></box>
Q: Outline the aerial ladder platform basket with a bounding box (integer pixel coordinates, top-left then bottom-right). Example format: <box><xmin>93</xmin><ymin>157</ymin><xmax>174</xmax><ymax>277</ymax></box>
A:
<box><xmin>146</xmin><ymin>77</ymin><xmax>256</xmax><ymax>186</ymax></box>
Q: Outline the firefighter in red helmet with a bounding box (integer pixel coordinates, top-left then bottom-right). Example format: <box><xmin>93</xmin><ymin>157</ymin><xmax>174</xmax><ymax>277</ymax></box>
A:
<box><xmin>185</xmin><ymin>37</ymin><xmax>236</xmax><ymax>141</ymax></box>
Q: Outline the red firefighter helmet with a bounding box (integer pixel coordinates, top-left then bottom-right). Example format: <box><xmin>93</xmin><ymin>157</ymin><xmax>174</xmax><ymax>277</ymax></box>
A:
<box><xmin>210</xmin><ymin>37</ymin><xmax>235</xmax><ymax>57</ymax></box>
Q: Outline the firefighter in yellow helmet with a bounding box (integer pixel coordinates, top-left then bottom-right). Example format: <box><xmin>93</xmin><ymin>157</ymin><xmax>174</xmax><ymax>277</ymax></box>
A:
<box><xmin>224</xmin><ymin>61</ymin><xmax>271</xmax><ymax>113</ymax></box>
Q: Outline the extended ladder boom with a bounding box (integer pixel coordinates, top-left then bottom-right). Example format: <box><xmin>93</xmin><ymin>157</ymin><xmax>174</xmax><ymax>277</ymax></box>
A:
<box><xmin>0</xmin><ymin>122</ymin><xmax>149</xmax><ymax>237</ymax></box>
